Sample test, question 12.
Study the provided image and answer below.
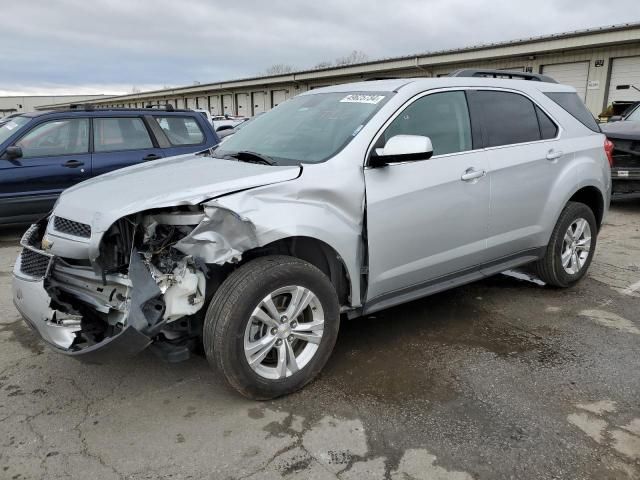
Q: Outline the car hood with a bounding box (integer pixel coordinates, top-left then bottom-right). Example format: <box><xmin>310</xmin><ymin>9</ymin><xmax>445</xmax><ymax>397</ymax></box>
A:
<box><xmin>53</xmin><ymin>153</ymin><xmax>301</xmax><ymax>232</ymax></box>
<box><xmin>601</xmin><ymin>120</ymin><xmax>640</xmax><ymax>140</ymax></box>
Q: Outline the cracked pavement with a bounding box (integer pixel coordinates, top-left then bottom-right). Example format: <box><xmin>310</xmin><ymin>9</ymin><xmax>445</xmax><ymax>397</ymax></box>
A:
<box><xmin>1</xmin><ymin>202</ymin><xmax>639</xmax><ymax>480</ymax></box>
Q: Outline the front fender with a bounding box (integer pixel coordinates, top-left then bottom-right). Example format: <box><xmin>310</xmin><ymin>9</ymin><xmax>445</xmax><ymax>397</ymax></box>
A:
<box><xmin>210</xmin><ymin>167</ymin><xmax>365</xmax><ymax>307</ymax></box>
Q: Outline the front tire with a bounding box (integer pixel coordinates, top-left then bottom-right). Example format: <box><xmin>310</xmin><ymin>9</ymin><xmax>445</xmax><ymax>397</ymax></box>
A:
<box><xmin>203</xmin><ymin>255</ymin><xmax>340</xmax><ymax>400</ymax></box>
<box><xmin>535</xmin><ymin>201</ymin><xmax>597</xmax><ymax>288</ymax></box>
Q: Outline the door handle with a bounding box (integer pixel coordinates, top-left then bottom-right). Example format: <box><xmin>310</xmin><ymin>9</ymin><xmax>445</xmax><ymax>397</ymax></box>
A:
<box><xmin>461</xmin><ymin>168</ymin><xmax>486</xmax><ymax>182</ymax></box>
<box><xmin>143</xmin><ymin>154</ymin><xmax>161</xmax><ymax>161</ymax></box>
<box><xmin>63</xmin><ymin>160</ymin><xmax>84</xmax><ymax>168</ymax></box>
<box><xmin>546</xmin><ymin>149</ymin><xmax>563</xmax><ymax>161</ymax></box>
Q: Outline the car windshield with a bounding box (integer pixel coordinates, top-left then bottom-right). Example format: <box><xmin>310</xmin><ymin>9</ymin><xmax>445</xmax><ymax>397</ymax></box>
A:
<box><xmin>0</xmin><ymin>116</ymin><xmax>30</xmax><ymax>144</ymax></box>
<box><xmin>626</xmin><ymin>105</ymin><xmax>640</xmax><ymax>122</ymax></box>
<box><xmin>214</xmin><ymin>91</ymin><xmax>392</xmax><ymax>165</ymax></box>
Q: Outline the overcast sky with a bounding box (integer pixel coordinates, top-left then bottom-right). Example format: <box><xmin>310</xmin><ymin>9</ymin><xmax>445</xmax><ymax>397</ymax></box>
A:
<box><xmin>1</xmin><ymin>0</ymin><xmax>637</xmax><ymax>96</ymax></box>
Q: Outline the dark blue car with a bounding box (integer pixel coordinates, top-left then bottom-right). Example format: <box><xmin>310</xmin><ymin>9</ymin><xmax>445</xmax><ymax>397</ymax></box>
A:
<box><xmin>0</xmin><ymin>106</ymin><xmax>219</xmax><ymax>225</ymax></box>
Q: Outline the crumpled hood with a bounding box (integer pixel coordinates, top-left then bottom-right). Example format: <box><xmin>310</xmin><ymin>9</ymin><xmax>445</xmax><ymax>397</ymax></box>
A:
<box><xmin>53</xmin><ymin>153</ymin><xmax>301</xmax><ymax>232</ymax></box>
<box><xmin>601</xmin><ymin>120</ymin><xmax>640</xmax><ymax>140</ymax></box>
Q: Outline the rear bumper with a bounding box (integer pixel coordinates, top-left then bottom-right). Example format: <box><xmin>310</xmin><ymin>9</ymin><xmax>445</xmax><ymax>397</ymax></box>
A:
<box><xmin>611</xmin><ymin>168</ymin><xmax>640</xmax><ymax>198</ymax></box>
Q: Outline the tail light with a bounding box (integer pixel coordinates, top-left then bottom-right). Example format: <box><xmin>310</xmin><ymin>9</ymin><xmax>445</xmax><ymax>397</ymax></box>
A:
<box><xmin>604</xmin><ymin>138</ymin><xmax>614</xmax><ymax>167</ymax></box>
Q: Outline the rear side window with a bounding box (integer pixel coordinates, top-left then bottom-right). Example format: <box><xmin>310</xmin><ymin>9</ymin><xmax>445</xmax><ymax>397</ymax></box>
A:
<box><xmin>16</xmin><ymin>119</ymin><xmax>89</xmax><ymax>158</ymax></box>
<box><xmin>544</xmin><ymin>92</ymin><xmax>600</xmax><ymax>132</ymax></box>
<box><xmin>470</xmin><ymin>91</ymin><xmax>541</xmax><ymax>147</ymax></box>
<box><xmin>93</xmin><ymin>117</ymin><xmax>153</xmax><ymax>152</ymax></box>
<box><xmin>535</xmin><ymin>106</ymin><xmax>558</xmax><ymax>139</ymax></box>
<box><xmin>382</xmin><ymin>91</ymin><xmax>472</xmax><ymax>156</ymax></box>
<box><xmin>154</xmin><ymin>116</ymin><xmax>204</xmax><ymax>145</ymax></box>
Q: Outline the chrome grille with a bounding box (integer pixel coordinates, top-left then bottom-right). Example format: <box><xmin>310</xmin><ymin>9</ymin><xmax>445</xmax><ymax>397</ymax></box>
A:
<box><xmin>19</xmin><ymin>248</ymin><xmax>51</xmax><ymax>278</ymax></box>
<box><xmin>54</xmin><ymin>216</ymin><xmax>91</xmax><ymax>238</ymax></box>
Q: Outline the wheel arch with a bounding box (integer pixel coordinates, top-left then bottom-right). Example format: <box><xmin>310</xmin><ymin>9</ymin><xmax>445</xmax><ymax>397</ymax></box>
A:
<box><xmin>567</xmin><ymin>185</ymin><xmax>605</xmax><ymax>230</ymax></box>
<box><xmin>240</xmin><ymin>236</ymin><xmax>353</xmax><ymax>307</ymax></box>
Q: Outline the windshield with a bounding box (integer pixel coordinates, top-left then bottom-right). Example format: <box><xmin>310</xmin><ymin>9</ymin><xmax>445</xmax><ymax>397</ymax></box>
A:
<box><xmin>626</xmin><ymin>105</ymin><xmax>640</xmax><ymax>122</ymax></box>
<box><xmin>0</xmin><ymin>116</ymin><xmax>30</xmax><ymax>144</ymax></box>
<box><xmin>215</xmin><ymin>92</ymin><xmax>392</xmax><ymax>165</ymax></box>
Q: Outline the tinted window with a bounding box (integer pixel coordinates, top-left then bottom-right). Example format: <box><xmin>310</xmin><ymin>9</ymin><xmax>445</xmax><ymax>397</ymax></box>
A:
<box><xmin>383</xmin><ymin>91</ymin><xmax>472</xmax><ymax>156</ymax></box>
<box><xmin>472</xmin><ymin>91</ymin><xmax>541</xmax><ymax>147</ymax></box>
<box><xmin>535</xmin><ymin>106</ymin><xmax>558</xmax><ymax>139</ymax></box>
<box><xmin>154</xmin><ymin>116</ymin><xmax>204</xmax><ymax>145</ymax></box>
<box><xmin>544</xmin><ymin>92</ymin><xmax>600</xmax><ymax>132</ymax></box>
<box><xmin>16</xmin><ymin>119</ymin><xmax>89</xmax><ymax>158</ymax></box>
<box><xmin>93</xmin><ymin>117</ymin><xmax>153</xmax><ymax>152</ymax></box>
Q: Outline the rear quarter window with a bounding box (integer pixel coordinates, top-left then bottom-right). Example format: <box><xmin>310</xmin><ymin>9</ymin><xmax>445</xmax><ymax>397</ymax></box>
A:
<box><xmin>469</xmin><ymin>90</ymin><xmax>541</xmax><ymax>147</ymax></box>
<box><xmin>154</xmin><ymin>116</ymin><xmax>204</xmax><ymax>145</ymax></box>
<box><xmin>544</xmin><ymin>92</ymin><xmax>600</xmax><ymax>133</ymax></box>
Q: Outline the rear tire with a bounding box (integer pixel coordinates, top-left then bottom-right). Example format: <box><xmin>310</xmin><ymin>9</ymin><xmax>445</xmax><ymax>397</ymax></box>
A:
<box><xmin>535</xmin><ymin>201</ymin><xmax>597</xmax><ymax>288</ymax></box>
<box><xmin>203</xmin><ymin>255</ymin><xmax>340</xmax><ymax>400</ymax></box>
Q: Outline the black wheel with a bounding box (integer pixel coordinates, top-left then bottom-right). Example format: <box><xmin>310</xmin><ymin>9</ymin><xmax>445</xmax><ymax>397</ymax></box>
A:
<box><xmin>203</xmin><ymin>255</ymin><xmax>340</xmax><ymax>400</ymax></box>
<box><xmin>535</xmin><ymin>201</ymin><xmax>597</xmax><ymax>288</ymax></box>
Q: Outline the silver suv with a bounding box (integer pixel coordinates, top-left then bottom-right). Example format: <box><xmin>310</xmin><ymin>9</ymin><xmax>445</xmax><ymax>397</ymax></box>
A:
<box><xmin>12</xmin><ymin>74</ymin><xmax>611</xmax><ymax>399</ymax></box>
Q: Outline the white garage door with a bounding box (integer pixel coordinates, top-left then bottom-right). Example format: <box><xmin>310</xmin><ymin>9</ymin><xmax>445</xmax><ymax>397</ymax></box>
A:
<box><xmin>272</xmin><ymin>90</ymin><xmax>287</xmax><ymax>108</ymax></box>
<box><xmin>222</xmin><ymin>95</ymin><xmax>233</xmax><ymax>114</ymax></box>
<box><xmin>235</xmin><ymin>93</ymin><xmax>249</xmax><ymax>116</ymax></box>
<box><xmin>542</xmin><ymin>62</ymin><xmax>589</xmax><ymax>101</ymax></box>
<box><xmin>252</xmin><ymin>92</ymin><xmax>266</xmax><ymax>115</ymax></box>
<box><xmin>607</xmin><ymin>56</ymin><xmax>640</xmax><ymax>104</ymax></box>
<box><xmin>208</xmin><ymin>95</ymin><xmax>220</xmax><ymax>115</ymax></box>
<box><xmin>186</xmin><ymin>97</ymin><xmax>197</xmax><ymax>109</ymax></box>
<box><xmin>196</xmin><ymin>96</ymin><xmax>207</xmax><ymax>109</ymax></box>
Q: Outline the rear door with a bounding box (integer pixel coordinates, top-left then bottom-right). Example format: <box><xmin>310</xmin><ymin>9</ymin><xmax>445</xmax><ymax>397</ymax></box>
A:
<box><xmin>150</xmin><ymin>115</ymin><xmax>210</xmax><ymax>156</ymax></box>
<box><xmin>90</xmin><ymin>116</ymin><xmax>164</xmax><ymax>177</ymax></box>
<box><xmin>466</xmin><ymin>89</ymin><xmax>561</xmax><ymax>261</ymax></box>
<box><xmin>0</xmin><ymin>117</ymin><xmax>91</xmax><ymax>222</ymax></box>
<box><xmin>365</xmin><ymin>90</ymin><xmax>491</xmax><ymax>303</ymax></box>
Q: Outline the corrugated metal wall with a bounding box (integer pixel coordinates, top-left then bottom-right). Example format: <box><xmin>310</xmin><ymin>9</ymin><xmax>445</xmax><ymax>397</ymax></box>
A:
<box><xmin>64</xmin><ymin>32</ymin><xmax>640</xmax><ymax>116</ymax></box>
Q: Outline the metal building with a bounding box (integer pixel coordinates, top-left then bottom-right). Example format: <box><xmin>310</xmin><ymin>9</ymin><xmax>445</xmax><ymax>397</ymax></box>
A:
<box><xmin>0</xmin><ymin>95</ymin><xmax>108</xmax><ymax>118</ymax></box>
<box><xmin>39</xmin><ymin>22</ymin><xmax>640</xmax><ymax>116</ymax></box>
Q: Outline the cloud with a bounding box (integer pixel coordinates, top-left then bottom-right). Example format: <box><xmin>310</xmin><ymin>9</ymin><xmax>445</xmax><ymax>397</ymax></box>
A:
<box><xmin>0</xmin><ymin>0</ymin><xmax>636</xmax><ymax>94</ymax></box>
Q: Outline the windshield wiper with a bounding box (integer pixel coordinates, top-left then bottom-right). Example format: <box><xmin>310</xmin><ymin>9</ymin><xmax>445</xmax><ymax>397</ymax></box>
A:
<box><xmin>229</xmin><ymin>150</ymin><xmax>276</xmax><ymax>166</ymax></box>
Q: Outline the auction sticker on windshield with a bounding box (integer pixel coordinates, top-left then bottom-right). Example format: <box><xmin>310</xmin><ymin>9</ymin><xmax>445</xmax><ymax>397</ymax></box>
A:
<box><xmin>340</xmin><ymin>94</ymin><xmax>385</xmax><ymax>104</ymax></box>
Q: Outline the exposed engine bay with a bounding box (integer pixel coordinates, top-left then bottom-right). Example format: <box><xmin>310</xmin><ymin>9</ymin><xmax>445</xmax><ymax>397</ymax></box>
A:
<box><xmin>28</xmin><ymin>206</ymin><xmax>247</xmax><ymax>360</ymax></box>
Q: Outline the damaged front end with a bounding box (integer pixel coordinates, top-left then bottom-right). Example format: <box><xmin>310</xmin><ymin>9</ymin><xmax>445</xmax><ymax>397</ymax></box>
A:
<box><xmin>12</xmin><ymin>206</ymin><xmax>256</xmax><ymax>362</ymax></box>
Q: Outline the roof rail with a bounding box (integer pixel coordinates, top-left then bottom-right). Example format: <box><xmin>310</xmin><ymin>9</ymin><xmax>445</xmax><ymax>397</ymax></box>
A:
<box><xmin>364</xmin><ymin>76</ymin><xmax>402</xmax><ymax>81</ymax></box>
<box><xmin>145</xmin><ymin>103</ymin><xmax>175</xmax><ymax>111</ymax></box>
<box><xmin>69</xmin><ymin>103</ymin><xmax>96</xmax><ymax>111</ymax></box>
<box><xmin>448</xmin><ymin>69</ymin><xmax>557</xmax><ymax>83</ymax></box>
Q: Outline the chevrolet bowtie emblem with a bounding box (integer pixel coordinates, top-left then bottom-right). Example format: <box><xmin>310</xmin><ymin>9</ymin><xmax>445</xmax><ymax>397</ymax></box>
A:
<box><xmin>41</xmin><ymin>238</ymin><xmax>54</xmax><ymax>250</ymax></box>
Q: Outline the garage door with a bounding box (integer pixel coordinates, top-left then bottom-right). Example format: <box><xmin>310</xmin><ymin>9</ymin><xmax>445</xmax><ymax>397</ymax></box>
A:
<box><xmin>542</xmin><ymin>62</ymin><xmax>589</xmax><ymax>101</ymax></box>
<box><xmin>235</xmin><ymin>93</ymin><xmax>249</xmax><ymax>116</ymax></box>
<box><xmin>252</xmin><ymin>92</ymin><xmax>266</xmax><ymax>115</ymax></box>
<box><xmin>209</xmin><ymin>95</ymin><xmax>220</xmax><ymax>115</ymax></box>
<box><xmin>222</xmin><ymin>95</ymin><xmax>233</xmax><ymax>114</ymax></box>
<box><xmin>186</xmin><ymin>97</ymin><xmax>197</xmax><ymax>109</ymax></box>
<box><xmin>607</xmin><ymin>56</ymin><xmax>640</xmax><ymax>104</ymax></box>
<box><xmin>272</xmin><ymin>90</ymin><xmax>287</xmax><ymax>108</ymax></box>
<box><xmin>196</xmin><ymin>96</ymin><xmax>207</xmax><ymax>109</ymax></box>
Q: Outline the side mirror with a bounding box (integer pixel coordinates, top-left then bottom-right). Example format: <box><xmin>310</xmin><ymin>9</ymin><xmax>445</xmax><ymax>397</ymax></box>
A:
<box><xmin>609</xmin><ymin>115</ymin><xmax>623</xmax><ymax>122</ymax></box>
<box><xmin>369</xmin><ymin>135</ymin><xmax>433</xmax><ymax>167</ymax></box>
<box><xmin>5</xmin><ymin>146</ymin><xmax>23</xmax><ymax>160</ymax></box>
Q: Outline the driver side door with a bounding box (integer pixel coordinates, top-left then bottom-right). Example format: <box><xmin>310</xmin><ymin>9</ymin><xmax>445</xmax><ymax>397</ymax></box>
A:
<box><xmin>364</xmin><ymin>90</ymin><xmax>491</xmax><ymax>311</ymax></box>
<box><xmin>0</xmin><ymin>118</ymin><xmax>91</xmax><ymax>223</ymax></box>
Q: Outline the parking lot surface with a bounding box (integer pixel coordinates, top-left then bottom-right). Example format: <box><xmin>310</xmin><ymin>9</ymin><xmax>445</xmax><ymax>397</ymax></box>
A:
<box><xmin>1</xmin><ymin>203</ymin><xmax>639</xmax><ymax>480</ymax></box>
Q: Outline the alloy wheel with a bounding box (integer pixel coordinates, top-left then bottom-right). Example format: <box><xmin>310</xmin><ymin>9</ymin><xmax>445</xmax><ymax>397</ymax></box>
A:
<box><xmin>244</xmin><ymin>285</ymin><xmax>324</xmax><ymax>380</ymax></box>
<box><xmin>561</xmin><ymin>218</ymin><xmax>592</xmax><ymax>275</ymax></box>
